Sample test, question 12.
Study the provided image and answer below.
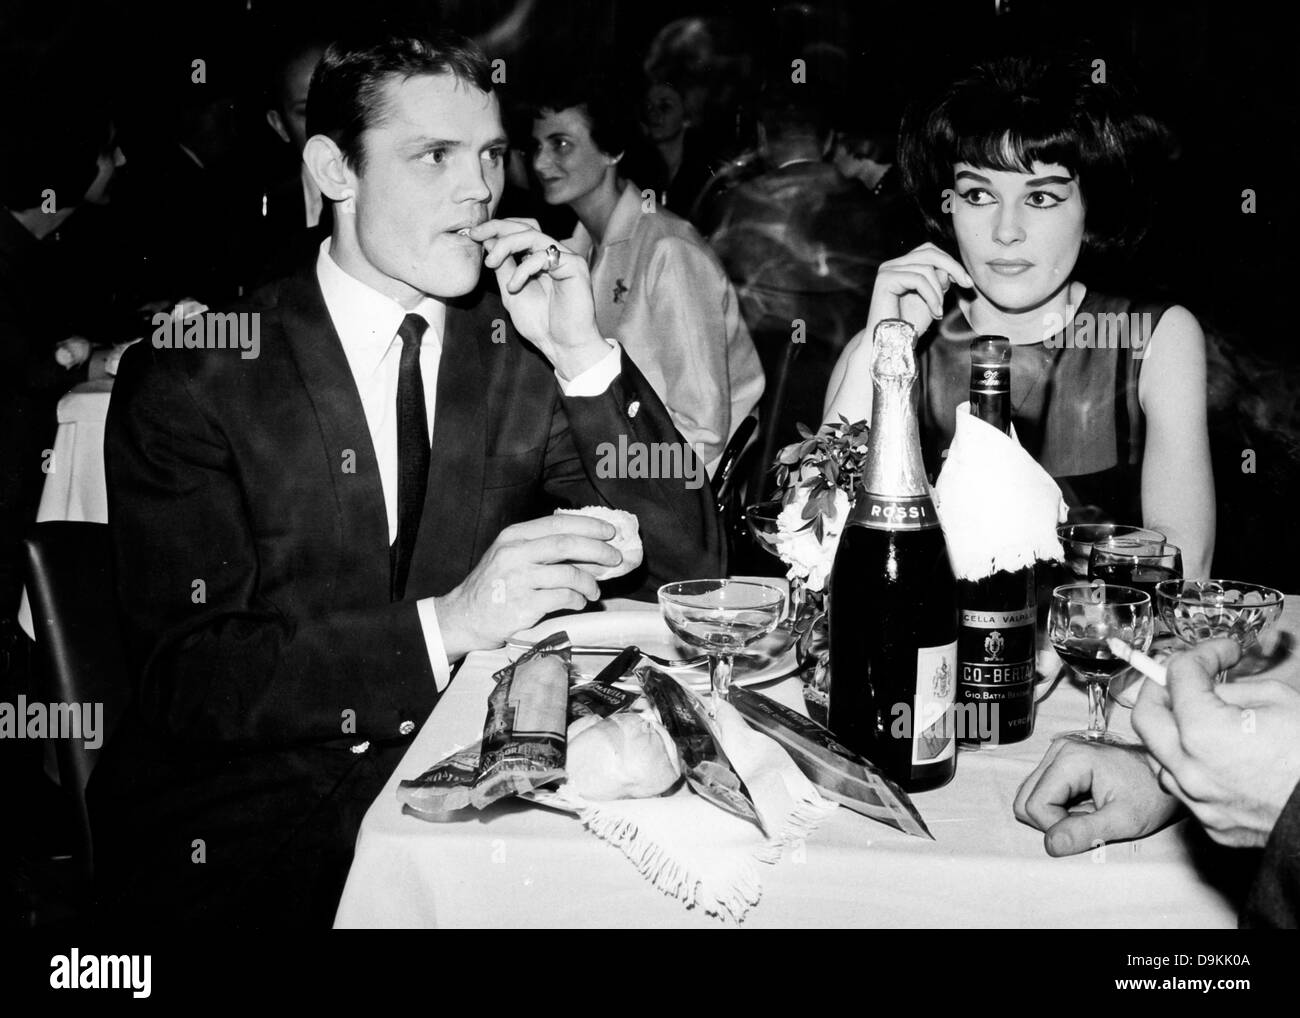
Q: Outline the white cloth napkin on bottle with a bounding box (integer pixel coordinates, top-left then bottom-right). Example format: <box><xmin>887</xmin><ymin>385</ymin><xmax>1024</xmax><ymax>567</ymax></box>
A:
<box><xmin>933</xmin><ymin>401</ymin><xmax>1068</xmax><ymax>582</ymax></box>
<box><xmin>531</xmin><ymin>691</ymin><xmax>837</xmax><ymax>924</ymax></box>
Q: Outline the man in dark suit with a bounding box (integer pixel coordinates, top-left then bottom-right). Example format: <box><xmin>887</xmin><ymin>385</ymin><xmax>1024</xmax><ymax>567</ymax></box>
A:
<box><xmin>89</xmin><ymin>28</ymin><xmax>723</xmax><ymax>928</ymax></box>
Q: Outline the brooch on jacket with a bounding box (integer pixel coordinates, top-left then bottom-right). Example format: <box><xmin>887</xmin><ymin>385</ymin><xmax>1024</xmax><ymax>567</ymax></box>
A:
<box><xmin>612</xmin><ymin>278</ymin><xmax>629</xmax><ymax>304</ymax></box>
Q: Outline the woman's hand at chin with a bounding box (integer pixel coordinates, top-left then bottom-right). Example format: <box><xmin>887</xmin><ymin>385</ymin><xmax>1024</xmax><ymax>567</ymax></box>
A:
<box><xmin>823</xmin><ymin>242</ymin><xmax>974</xmax><ymax>424</ymax></box>
<box><xmin>863</xmin><ymin>242</ymin><xmax>974</xmax><ymax>343</ymax></box>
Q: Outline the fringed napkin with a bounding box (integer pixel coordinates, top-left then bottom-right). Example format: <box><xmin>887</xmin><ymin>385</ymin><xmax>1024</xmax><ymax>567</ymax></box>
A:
<box><xmin>933</xmin><ymin>401</ymin><xmax>1068</xmax><ymax>581</ymax></box>
<box><xmin>532</xmin><ymin>693</ymin><xmax>837</xmax><ymax>924</ymax></box>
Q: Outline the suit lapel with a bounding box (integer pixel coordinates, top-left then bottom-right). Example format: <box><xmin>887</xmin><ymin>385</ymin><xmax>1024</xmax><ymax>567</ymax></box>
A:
<box><xmin>279</xmin><ymin>267</ymin><xmax>392</xmax><ymax>597</ymax></box>
<box><xmin>405</xmin><ymin>294</ymin><xmax>488</xmax><ymax>596</ymax></box>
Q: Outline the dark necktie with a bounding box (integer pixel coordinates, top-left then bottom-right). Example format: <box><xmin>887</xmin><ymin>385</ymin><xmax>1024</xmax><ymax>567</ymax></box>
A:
<box><xmin>391</xmin><ymin>313</ymin><xmax>430</xmax><ymax>601</ymax></box>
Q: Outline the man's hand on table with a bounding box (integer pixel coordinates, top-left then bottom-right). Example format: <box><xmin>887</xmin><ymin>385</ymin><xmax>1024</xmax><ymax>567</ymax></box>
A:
<box><xmin>433</xmin><ymin>514</ymin><xmax>622</xmax><ymax>662</ymax></box>
<box><xmin>1014</xmin><ymin>739</ymin><xmax>1182</xmax><ymax>856</ymax></box>
<box><xmin>1133</xmin><ymin>637</ymin><xmax>1300</xmax><ymax>848</ymax></box>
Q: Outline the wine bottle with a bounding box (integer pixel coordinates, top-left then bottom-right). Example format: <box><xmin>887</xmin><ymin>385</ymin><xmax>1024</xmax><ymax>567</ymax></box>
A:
<box><xmin>957</xmin><ymin>337</ymin><xmax>1036</xmax><ymax>745</ymax></box>
<box><xmin>828</xmin><ymin>320</ymin><xmax>958</xmax><ymax>792</ymax></box>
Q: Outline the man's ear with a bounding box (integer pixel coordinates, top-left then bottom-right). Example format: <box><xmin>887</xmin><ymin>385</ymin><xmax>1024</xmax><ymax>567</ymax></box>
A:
<box><xmin>303</xmin><ymin>134</ymin><xmax>356</xmax><ymax>201</ymax></box>
<box><xmin>266</xmin><ymin>109</ymin><xmax>290</xmax><ymax>145</ymax></box>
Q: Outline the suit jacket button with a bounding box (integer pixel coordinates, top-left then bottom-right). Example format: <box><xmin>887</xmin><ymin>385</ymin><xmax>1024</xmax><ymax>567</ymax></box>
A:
<box><xmin>398</xmin><ymin>720</ymin><xmax>415</xmax><ymax>736</ymax></box>
<box><xmin>627</xmin><ymin>400</ymin><xmax>640</xmax><ymax>418</ymax></box>
<box><xmin>350</xmin><ymin>740</ymin><xmax>371</xmax><ymax>754</ymax></box>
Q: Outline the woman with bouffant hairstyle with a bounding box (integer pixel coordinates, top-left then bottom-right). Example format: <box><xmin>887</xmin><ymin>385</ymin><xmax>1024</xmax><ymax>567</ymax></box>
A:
<box><xmin>824</xmin><ymin>55</ymin><xmax>1213</xmax><ymax>576</ymax></box>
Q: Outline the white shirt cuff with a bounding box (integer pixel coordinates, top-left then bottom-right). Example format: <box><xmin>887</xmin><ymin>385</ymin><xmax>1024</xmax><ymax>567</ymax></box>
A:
<box><xmin>416</xmin><ymin>598</ymin><xmax>453</xmax><ymax>692</ymax></box>
<box><xmin>558</xmin><ymin>339</ymin><xmax>621</xmax><ymax>396</ymax></box>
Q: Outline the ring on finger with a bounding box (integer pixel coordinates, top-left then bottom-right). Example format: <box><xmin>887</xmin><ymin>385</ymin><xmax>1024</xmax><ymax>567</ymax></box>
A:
<box><xmin>544</xmin><ymin>244</ymin><xmax>561</xmax><ymax>273</ymax></box>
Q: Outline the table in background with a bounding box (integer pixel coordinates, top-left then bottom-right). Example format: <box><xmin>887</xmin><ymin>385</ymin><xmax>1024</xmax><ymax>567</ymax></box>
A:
<box><xmin>335</xmin><ymin>599</ymin><xmax>1300</xmax><ymax>928</ymax></box>
<box><xmin>16</xmin><ymin>377</ymin><xmax>114</xmax><ymax>639</ymax></box>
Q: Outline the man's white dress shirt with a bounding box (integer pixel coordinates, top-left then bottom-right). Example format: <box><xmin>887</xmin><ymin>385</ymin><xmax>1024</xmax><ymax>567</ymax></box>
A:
<box><xmin>314</xmin><ymin>240</ymin><xmax>621</xmax><ymax>690</ymax></box>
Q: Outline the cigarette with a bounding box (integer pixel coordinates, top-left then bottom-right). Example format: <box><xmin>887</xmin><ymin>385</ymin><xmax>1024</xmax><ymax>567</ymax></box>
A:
<box><xmin>1106</xmin><ymin>637</ymin><xmax>1167</xmax><ymax>687</ymax></box>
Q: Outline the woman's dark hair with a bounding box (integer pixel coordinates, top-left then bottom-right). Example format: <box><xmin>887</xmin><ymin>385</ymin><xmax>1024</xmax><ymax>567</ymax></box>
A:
<box><xmin>307</xmin><ymin>27</ymin><xmax>494</xmax><ymax>173</ymax></box>
<box><xmin>525</xmin><ymin>67</ymin><xmax>637</xmax><ymax>160</ymax></box>
<box><xmin>899</xmin><ymin>55</ymin><xmax>1167</xmax><ymax>253</ymax></box>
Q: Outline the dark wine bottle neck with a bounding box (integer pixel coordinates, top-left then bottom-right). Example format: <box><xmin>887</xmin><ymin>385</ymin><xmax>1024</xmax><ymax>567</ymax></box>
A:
<box><xmin>969</xmin><ymin>335</ymin><xmax>1012</xmax><ymax>436</ymax></box>
<box><xmin>969</xmin><ymin>388</ymin><xmax>1010</xmax><ymax>434</ymax></box>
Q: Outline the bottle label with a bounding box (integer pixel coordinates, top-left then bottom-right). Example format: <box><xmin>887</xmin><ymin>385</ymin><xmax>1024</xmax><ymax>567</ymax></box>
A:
<box><xmin>851</xmin><ymin>492</ymin><xmax>940</xmax><ymax>533</ymax></box>
<box><xmin>959</xmin><ymin>608</ymin><xmax>1036</xmax><ymax>691</ymax></box>
<box><xmin>911</xmin><ymin>640</ymin><xmax>957</xmax><ymax>766</ymax></box>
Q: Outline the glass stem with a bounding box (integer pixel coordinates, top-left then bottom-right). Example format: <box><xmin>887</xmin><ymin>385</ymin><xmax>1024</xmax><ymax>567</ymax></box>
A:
<box><xmin>787</xmin><ymin>581</ymin><xmax>805</xmax><ymax>632</ymax></box>
<box><xmin>1086</xmin><ymin>677</ymin><xmax>1108</xmax><ymax>737</ymax></box>
<box><xmin>709</xmin><ymin>653</ymin><xmax>734</xmax><ymax>716</ymax></box>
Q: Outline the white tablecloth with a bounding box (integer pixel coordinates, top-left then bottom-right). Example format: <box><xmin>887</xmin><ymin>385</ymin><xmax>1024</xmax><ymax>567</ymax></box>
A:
<box><xmin>335</xmin><ymin>599</ymin><xmax>1300</xmax><ymax>928</ymax></box>
<box><xmin>16</xmin><ymin>378</ymin><xmax>113</xmax><ymax>639</ymax></box>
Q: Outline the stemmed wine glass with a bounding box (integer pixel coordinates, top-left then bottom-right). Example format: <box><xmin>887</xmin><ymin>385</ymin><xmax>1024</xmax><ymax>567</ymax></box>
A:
<box><xmin>1088</xmin><ymin>540</ymin><xmax>1183</xmax><ymax>598</ymax></box>
<box><xmin>1155</xmin><ymin>579</ymin><xmax>1286</xmax><ymax>683</ymax></box>
<box><xmin>1088</xmin><ymin>540</ymin><xmax>1182</xmax><ymax>706</ymax></box>
<box><xmin>1048</xmin><ymin>583</ymin><xmax>1154</xmax><ymax>743</ymax></box>
<box><xmin>658</xmin><ymin>579</ymin><xmax>786</xmax><ymax>716</ymax></box>
<box><xmin>1057</xmin><ymin>523</ymin><xmax>1166</xmax><ymax>579</ymax></box>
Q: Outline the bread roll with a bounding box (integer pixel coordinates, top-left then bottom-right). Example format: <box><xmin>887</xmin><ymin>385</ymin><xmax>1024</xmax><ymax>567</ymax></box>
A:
<box><xmin>565</xmin><ymin>711</ymin><xmax>681</xmax><ymax>801</ymax></box>
<box><xmin>554</xmin><ymin>506</ymin><xmax>643</xmax><ymax>580</ymax></box>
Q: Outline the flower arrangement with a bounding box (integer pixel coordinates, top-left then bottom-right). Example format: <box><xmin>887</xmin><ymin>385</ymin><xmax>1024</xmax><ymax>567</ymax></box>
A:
<box><xmin>769</xmin><ymin>417</ymin><xmax>871</xmax><ymax>593</ymax></box>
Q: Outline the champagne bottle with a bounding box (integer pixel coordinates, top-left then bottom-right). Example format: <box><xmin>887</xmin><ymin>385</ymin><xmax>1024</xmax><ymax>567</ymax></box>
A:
<box><xmin>957</xmin><ymin>337</ymin><xmax>1036</xmax><ymax>745</ymax></box>
<box><xmin>828</xmin><ymin>320</ymin><xmax>958</xmax><ymax>792</ymax></box>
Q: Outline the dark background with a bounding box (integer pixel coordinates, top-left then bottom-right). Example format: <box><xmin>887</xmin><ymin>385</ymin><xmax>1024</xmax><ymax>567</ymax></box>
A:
<box><xmin>2</xmin><ymin>0</ymin><xmax>1298</xmax><ymax>933</ymax></box>
<box><xmin>4</xmin><ymin>0</ymin><xmax>1298</xmax><ymax>578</ymax></box>
<box><xmin>4</xmin><ymin>0</ymin><xmax>1296</xmax><ymax>347</ymax></box>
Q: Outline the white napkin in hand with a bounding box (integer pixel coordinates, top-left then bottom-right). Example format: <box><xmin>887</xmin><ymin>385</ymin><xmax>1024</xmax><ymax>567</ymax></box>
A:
<box><xmin>534</xmin><ymin>693</ymin><xmax>836</xmax><ymax>923</ymax></box>
<box><xmin>933</xmin><ymin>401</ymin><xmax>1068</xmax><ymax>581</ymax></box>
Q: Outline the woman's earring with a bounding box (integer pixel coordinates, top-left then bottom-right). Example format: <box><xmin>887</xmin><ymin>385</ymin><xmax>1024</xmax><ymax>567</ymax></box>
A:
<box><xmin>339</xmin><ymin>189</ymin><xmax>356</xmax><ymax>215</ymax></box>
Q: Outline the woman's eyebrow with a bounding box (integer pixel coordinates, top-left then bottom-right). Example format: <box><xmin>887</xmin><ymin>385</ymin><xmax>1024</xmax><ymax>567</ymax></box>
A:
<box><xmin>1025</xmin><ymin>174</ymin><xmax>1074</xmax><ymax>186</ymax></box>
<box><xmin>955</xmin><ymin>169</ymin><xmax>990</xmax><ymax>183</ymax></box>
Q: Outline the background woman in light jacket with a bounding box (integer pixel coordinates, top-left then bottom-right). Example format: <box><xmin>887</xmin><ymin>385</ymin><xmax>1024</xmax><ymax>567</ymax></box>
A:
<box><xmin>527</xmin><ymin>69</ymin><xmax>764</xmax><ymax>474</ymax></box>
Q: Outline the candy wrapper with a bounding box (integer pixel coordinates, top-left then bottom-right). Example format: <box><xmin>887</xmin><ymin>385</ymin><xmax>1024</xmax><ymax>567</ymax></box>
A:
<box><xmin>568</xmin><ymin>680</ymin><xmax>638</xmax><ymax>723</ymax></box>
<box><xmin>469</xmin><ymin>632</ymin><xmax>572</xmax><ymax>809</ymax></box>
<box><xmin>399</xmin><ymin>632</ymin><xmax>571</xmax><ymax>819</ymax></box>
<box><xmin>399</xmin><ymin>634</ymin><xmax>639</xmax><ymax>821</ymax></box>
<box><xmin>729</xmin><ymin>686</ymin><xmax>932</xmax><ymax>838</ymax></box>
<box><xmin>635</xmin><ymin>665</ymin><xmax>765</xmax><ymax>833</ymax></box>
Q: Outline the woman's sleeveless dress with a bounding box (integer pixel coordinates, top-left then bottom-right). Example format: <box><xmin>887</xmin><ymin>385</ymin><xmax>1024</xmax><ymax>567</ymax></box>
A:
<box><xmin>916</xmin><ymin>290</ymin><xmax>1168</xmax><ymax>524</ymax></box>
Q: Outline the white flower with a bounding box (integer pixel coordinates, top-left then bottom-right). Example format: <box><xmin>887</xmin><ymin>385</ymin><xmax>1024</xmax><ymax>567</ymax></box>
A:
<box><xmin>772</xmin><ymin>486</ymin><xmax>851</xmax><ymax>593</ymax></box>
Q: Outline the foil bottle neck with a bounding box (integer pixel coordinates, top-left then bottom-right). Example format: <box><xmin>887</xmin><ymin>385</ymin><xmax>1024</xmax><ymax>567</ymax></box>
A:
<box><xmin>856</xmin><ymin>370</ymin><xmax>930</xmax><ymax>506</ymax></box>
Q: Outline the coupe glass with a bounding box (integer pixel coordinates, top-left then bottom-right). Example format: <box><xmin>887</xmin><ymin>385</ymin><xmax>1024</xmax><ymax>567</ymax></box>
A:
<box><xmin>744</xmin><ymin>500</ymin><xmax>804</xmax><ymax>628</ymax></box>
<box><xmin>744</xmin><ymin>500</ymin><xmax>784</xmax><ymax>559</ymax></box>
<box><xmin>1155</xmin><ymin>579</ymin><xmax>1285</xmax><ymax>682</ymax></box>
<box><xmin>1057</xmin><ymin>523</ymin><xmax>1166</xmax><ymax>578</ymax></box>
<box><xmin>1048</xmin><ymin>583</ymin><xmax>1153</xmax><ymax>743</ymax></box>
<box><xmin>658</xmin><ymin>579</ymin><xmax>786</xmax><ymax>715</ymax></box>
